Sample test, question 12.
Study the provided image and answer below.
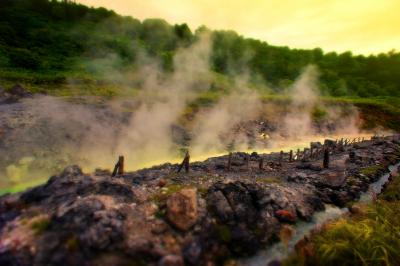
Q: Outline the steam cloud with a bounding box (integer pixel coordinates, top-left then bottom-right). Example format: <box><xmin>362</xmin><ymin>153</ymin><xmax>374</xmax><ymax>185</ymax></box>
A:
<box><xmin>0</xmin><ymin>34</ymin><xmax>367</xmax><ymax>187</ymax></box>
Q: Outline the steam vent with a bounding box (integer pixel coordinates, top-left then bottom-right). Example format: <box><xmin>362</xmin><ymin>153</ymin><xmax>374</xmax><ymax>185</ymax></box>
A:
<box><xmin>1</xmin><ymin>0</ymin><xmax>400</xmax><ymax>265</ymax></box>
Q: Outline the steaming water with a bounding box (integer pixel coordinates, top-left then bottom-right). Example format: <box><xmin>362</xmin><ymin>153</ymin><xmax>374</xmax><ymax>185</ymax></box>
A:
<box><xmin>240</xmin><ymin>162</ymin><xmax>400</xmax><ymax>266</ymax></box>
<box><xmin>0</xmin><ymin>133</ymin><xmax>371</xmax><ymax>196</ymax></box>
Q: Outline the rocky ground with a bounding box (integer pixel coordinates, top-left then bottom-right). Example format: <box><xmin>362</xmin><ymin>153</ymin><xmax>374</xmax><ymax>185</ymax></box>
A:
<box><xmin>1</xmin><ymin>134</ymin><xmax>400</xmax><ymax>266</ymax></box>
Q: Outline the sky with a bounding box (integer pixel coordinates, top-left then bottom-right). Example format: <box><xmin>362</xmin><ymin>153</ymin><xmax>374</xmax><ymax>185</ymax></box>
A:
<box><xmin>78</xmin><ymin>0</ymin><xmax>400</xmax><ymax>55</ymax></box>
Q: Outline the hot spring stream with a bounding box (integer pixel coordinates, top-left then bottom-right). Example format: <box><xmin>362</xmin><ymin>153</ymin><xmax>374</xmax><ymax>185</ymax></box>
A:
<box><xmin>240</xmin><ymin>162</ymin><xmax>400</xmax><ymax>266</ymax></box>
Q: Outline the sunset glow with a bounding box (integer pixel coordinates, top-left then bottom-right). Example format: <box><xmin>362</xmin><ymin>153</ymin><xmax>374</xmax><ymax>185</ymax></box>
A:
<box><xmin>78</xmin><ymin>0</ymin><xmax>400</xmax><ymax>55</ymax></box>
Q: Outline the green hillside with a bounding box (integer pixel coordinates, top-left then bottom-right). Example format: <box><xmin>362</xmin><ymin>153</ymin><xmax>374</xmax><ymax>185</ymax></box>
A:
<box><xmin>1</xmin><ymin>0</ymin><xmax>400</xmax><ymax>98</ymax></box>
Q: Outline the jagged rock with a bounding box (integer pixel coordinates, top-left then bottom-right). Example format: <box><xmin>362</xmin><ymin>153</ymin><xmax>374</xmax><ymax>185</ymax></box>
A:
<box><xmin>250</xmin><ymin>152</ymin><xmax>259</xmax><ymax>159</ymax></box>
<box><xmin>324</xmin><ymin>139</ymin><xmax>336</xmax><ymax>147</ymax></box>
<box><xmin>305</xmin><ymin>195</ymin><xmax>325</xmax><ymax>211</ymax></box>
<box><xmin>182</xmin><ymin>239</ymin><xmax>202</xmax><ymax>265</ymax></box>
<box><xmin>9</xmin><ymin>84</ymin><xmax>32</xmax><ymax>98</ymax></box>
<box><xmin>158</xmin><ymin>178</ymin><xmax>167</xmax><ymax>187</ymax></box>
<box><xmin>288</xmin><ymin>172</ymin><xmax>308</xmax><ymax>182</ymax></box>
<box><xmin>206</xmin><ymin>190</ymin><xmax>234</xmax><ymax>222</ymax></box>
<box><xmin>20</xmin><ymin>165</ymin><xmax>90</xmax><ymax>205</ymax></box>
<box><xmin>61</xmin><ymin>165</ymin><xmax>83</xmax><ymax>176</ymax></box>
<box><xmin>158</xmin><ymin>255</ymin><xmax>184</xmax><ymax>266</ymax></box>
<box><xmin>325</xmin><ymin>190</ymin><xmax>352</xmax><ymax>207</ymax></box>
<box><xmin>77</xmin><ymin>181</ymin><xmax>135</xmax><ymax>203</ymax></box>
<box><xmin>296</xmin><ymin>163</ymin><xmax>322</xmax><ymax>171</ymax></box>
<box><xmin>207</xmin><ymin>182</ymin><xmax>258</xmax><ymax>224</ymax></box>
<box><xmin>94</xmin><ymin>168</ymin><xmax>111</xmax><ymax>176</ymax></box>
<box><xmin>124</xmin><ymin>237</ymin><xmax>166</xmax><ymax>259</ymax></box>
<box><xmin>275</xmin><ymin>209</ymin><xmax>296</xmax><ymax>223</ymax></box>
<box><xmin>54</xmin><ymin>197</ymin><xmax>126</xmax><ymax>250</ymax></box>
<box><xmin>295</xmin><ymin>201</ymin><xmax>315</xmax><ymax>221</ymax></box>
<box><xmin>230</xmin><ymin>223</ymin><xmax>260</xmax><ymax>254</ymax></box>
<box><xmin>166</xmin><ymin>188</ymin><xmax>198</xmax><ymax>231</ymax></box>
<box><xmin>310</xmin><ymin>142</ymin><xmax>322</xmax><ymax>149</ymax></box>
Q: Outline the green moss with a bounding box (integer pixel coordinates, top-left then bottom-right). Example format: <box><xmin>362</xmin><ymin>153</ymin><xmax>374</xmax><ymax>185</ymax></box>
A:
<box><xmin>31</xmin><ymin>216</ymin><xmax>51</xmax><ymax>235</ymax></box>
<box><xmin>360</xmin><ymin>165</ymin><xmax>385</xmax><ymax>177</ymax></box>
<box><xmin>65</xmin><ymin>235</ymin><xmax>79</xmax><ymax>251</ymax></box>
<box><xmin>312</xmin><ymin>106</ymin><xmax>328</xmax><ymax>122</ymax></box>
<box><xmin>216</xmin><ymin>224</ymin><xmax>232</xmax><ymax>243</ymax></box>
<box><xmin>255</xmin><ymin>177</ymin><xmax>281</xmax><ymax>184</ymax></box>
<box><xmin>151</xmin><ymin>184</ymin><xmax>191</xmax><ymax>204</ymax></box>
<box><xmin>154</xmin><ymin>209</ymin><xmax>166</xmax><ymax>219</ymax></box>
<box><xmin>380</xmin><ymin>176</ymin><xmax>400</xmax><ymax>201</ymax></box>
<box><xmin>197</xmin><ymin>187</ymin><xmax>208</xmax><ymax>198</ymax></box>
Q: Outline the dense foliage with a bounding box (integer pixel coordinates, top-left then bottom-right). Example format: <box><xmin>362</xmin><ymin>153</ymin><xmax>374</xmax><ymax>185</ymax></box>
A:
<box><xmin>1</xmin><ymin>0</ymin><xmax>400</xmax><ymax>97</ymax></box>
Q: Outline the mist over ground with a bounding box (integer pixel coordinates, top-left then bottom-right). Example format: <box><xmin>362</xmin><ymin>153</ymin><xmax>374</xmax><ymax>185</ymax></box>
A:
<box><xmin>0</xmin><ymin>35</ymin><xmax>372</xmax><ymax>192</ymax></box>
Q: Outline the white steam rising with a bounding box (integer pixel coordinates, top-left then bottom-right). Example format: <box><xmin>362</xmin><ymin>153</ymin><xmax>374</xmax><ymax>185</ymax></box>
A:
<box><xmin>0</xmin><ymin>35</ymin><xmax>367</xmax><ymax>186</ymax></box>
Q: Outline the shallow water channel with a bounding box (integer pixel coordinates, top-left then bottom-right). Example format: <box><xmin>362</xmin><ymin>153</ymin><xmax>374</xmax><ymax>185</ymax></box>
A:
<box><xmin>240</xmin><ymin>162</ymin><xmax>400</xmax><ymax>266</ymax></box>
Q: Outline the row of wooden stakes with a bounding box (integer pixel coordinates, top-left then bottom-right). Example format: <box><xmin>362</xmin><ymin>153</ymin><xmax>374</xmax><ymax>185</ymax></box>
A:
<box><xmin>110</xmin><ymin>136</ymin><xmax>379</xmax><ymax>177</ymax></box>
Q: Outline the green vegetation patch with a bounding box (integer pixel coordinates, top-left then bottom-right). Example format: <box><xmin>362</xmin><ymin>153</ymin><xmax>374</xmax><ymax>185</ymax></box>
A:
<box><xmin>216</xmin><ymin>224</ymin><xmax>232</xmax><ymax>243</ymax></box>
<box><xmin>360</xmin><ymin>165</ymin><xmax>386</xmax><ymax>178</ymax></box>
<box><xmin>151</xmin><ymin>183</ymin><xmax>193</xmax><ymax>205</ymax></box>
<box><xmin>31</xmin><ymin>215</ymin><xmax>51</xmax><ymax>235</ymax></box>
<box><xmin>255</xmin><ymin>176</ymin><xmax>282</xmax><ymax>184</ymax></box>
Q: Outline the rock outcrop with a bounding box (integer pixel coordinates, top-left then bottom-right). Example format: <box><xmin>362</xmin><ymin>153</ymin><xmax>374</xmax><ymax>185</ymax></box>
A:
<box><xmin>0</xmin><ymin>136</ymin><xmax>399</xmax><ymax>265</ymax></box>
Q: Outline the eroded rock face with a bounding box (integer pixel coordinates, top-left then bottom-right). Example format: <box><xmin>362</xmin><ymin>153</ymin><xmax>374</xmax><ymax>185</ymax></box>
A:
<box><xmin>166</xmin><ymin>188</ymin><xmax>198</xmax><ymax>231</ymax></box>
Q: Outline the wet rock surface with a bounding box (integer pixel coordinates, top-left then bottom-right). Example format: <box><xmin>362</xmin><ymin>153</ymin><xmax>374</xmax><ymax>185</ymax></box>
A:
<box><xmin>0</xmin><ymin>136</ymin><xmax>400</xmax><ymax>265</ymax></box>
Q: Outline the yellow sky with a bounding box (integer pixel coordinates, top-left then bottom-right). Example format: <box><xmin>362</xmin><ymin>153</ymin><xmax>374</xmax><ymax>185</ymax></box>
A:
<box><xmin>78</xmin><ymin>0</ymin><xmax>400</xmax><ymax>55</ymax></box>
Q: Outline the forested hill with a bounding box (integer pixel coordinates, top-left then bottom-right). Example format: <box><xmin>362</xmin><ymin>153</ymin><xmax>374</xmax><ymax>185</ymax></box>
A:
<box><xmin>1</xmin><ymin>0</ymin><xmax>400</xmax><ymax>97</ymax></box>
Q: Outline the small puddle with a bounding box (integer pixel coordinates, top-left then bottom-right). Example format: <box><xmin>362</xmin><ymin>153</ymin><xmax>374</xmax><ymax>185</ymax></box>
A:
<box><xmin>240</xmin><ymin>162</ymin><xmax>400</xmax><ymax>266</ymax></box>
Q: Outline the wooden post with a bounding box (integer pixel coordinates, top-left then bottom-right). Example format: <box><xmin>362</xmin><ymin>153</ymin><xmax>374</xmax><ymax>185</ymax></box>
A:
<box><xmin>117</xmin><ymin>156</ymin><xmax>124</xmax><ymax>175</ymax></box>
<box><xmin>323</xmin><ymin>148</ymin><xmax>329</xmax><ymax>168</ymax></box>
<box><xmin>259</xmin><ymin>157</ymin><xmax>264</xmax><ymax>170</ymax></box>
<box><xmin>178</xmin><ymin>151</ymin><xmax>190</xmax><ymax>173</ymax></box>
<box><xmin>227</xmin><ymin>152</ymin><xmax>232</xmax><ymax>171</ymax></box>
<box><xmin>112</xmin><ymin>155</ymin><xmax>124</xmax><ymax>177</ymax></box>
<box><xmin>289</xmin><ymin>150</ymin><xmax>293</xmax><ymax>162</ymax></box>
<box><xmin>297</xmin><ymin>148</ymin><xmax>300</xmax><ymax>161</ymax></box>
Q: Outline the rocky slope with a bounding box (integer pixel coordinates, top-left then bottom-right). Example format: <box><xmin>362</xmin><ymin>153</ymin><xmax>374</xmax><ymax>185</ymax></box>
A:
<box><xmin>0</xmin><ymin>136</ymin><xmax>400</xmax><ymax>266</ymax></box>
